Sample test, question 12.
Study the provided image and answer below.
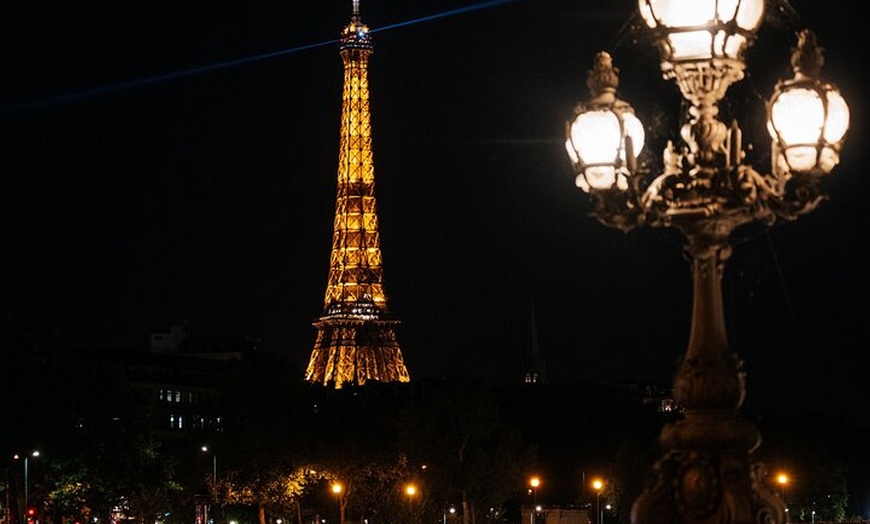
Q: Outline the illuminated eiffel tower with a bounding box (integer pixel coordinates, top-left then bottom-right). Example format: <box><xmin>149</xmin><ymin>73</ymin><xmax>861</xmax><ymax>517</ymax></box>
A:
<box><xmin>304</xmin><ymin>0</ymin><xmax>410</xmax><ymax>389</ymax></box>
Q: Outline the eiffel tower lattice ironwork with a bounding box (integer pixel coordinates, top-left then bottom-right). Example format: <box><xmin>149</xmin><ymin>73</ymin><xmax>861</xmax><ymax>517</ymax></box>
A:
<box><xmin>305</xmin><ymin>0</ymin><xmax>410</xmax><ymax>389</ymax></box>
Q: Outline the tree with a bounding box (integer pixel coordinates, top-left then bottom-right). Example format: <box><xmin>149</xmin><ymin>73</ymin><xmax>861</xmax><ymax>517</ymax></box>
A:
<box><xmin>397</xmin><ymin>379</ymin><xmax>537</xmax><ymax>524</ymax></box>
<box><xmin>754</xmin><ymin>415</ymin><xmax>850</xmax><ymax>522</ymax></box>
<box><xmin>303</xmin><ymin>384</ymin><xmax>415</xmax><ymax>524</ymax></box>
<box><xmin>212</xmin><ymin>350</ymin><xmax>313</xmax><ymax>524</ymax></box>
<box><xmin>42</xmin><ymin>354</ymin><xmax>182</xmax><ymax>524</ymax></box>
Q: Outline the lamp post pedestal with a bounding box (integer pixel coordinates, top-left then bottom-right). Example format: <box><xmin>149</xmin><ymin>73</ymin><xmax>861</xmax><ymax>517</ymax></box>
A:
<box><xmin>630</xmin><ymin>225</ymin><xmax>785</xmax><ymax>524</ymax></box>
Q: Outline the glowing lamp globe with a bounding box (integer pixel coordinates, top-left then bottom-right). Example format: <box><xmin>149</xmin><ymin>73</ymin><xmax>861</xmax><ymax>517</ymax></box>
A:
<box><xmin>767</xmin><ymin>30</ymin><xmax>850</xmax><ymax>175</ymax></box>
<box><xmin>565</xmin><ymin>52</ymin><xmax>645</xmax><ymax>193</ymax></box>
<box><xmin>637</xmin><ymin>0</ymin><xmax>764</xmax><ymax>62</ymax></box>
<box><xmin>566</xmin><ymin>107</ymin><xmax>644</xmax><ymax>192</ymax></box>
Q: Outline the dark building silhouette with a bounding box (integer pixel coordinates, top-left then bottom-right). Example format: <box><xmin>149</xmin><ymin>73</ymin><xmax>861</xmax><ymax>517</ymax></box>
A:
<box><xmin>518</xmin><ymin>297</ymin><xmax>548</xmax><ymax>385</ymax></box>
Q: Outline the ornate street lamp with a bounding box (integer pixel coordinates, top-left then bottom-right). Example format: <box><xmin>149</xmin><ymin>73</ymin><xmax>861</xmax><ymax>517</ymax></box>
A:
<box><xmin>564</xmin><ymin>2</ymin><xmax>849</xmax><ymax>524</ymax></box>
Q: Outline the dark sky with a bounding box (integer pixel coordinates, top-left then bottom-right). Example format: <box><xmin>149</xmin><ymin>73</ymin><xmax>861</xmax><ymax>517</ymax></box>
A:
<box><xmin>3</xmin><ymin>0</ymin><xmax>867</xmax><ymax>426</ymax></box>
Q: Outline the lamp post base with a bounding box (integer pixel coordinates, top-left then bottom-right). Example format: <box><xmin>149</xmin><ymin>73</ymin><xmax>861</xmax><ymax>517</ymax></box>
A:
<box><xmin>631</xmin><ymin>410</ymin><xmax>785</xmax><ymax>524</ymax></box>
<box><xmin>630</xmin><ymin>226</ymin><xmax>786</xmax><ymax>524</ymax></box>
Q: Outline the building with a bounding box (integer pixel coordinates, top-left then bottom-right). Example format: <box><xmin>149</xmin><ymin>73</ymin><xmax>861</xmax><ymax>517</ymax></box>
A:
<box><xmin>304</xmin><ymin>1</ymin><xmax>410</xmax><ymax>389</ymax></box>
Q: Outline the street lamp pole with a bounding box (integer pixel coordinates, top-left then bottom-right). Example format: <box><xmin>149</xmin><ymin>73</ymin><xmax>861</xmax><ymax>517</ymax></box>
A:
<box><xmin>202</xmin><ymin>446</ymin><xmax>216</xmax><ymax>485</ymax></box>
<box><xmin>597</xmin><ymin>493</ymin><xmax>601</xmax><ymax>524</ymax></box>
<box><xmin>777</xmin><ymin>474</ymin><xmax>789</xmax><ymax>521</ymax></box>
<box><xmin>443</xmin><ymin>506</ymin><xmax>455</xmax><ymax>524</ymax></box>
<box><xmin>332</xmin><ymin>482</ymin><xmax>344</xmax><ymax>524</ymax></box>
<box><xmin>200</xmin><ymin>446</ymin><xmax>217</xmax><ymax>524</ymax></box>
<box><xmin>563</xmin><ymin>3</ymin><xmax>849</xmax><ymax>524</ymax></box>
<box><xmin>405</xmin><ymin>483</ymin><xmax>418</xmax><ymax>524</ymax></box>
<box><xmin>18</xmin><ymin>451</ymin><xmax>40</xmax><ymax>524</ymax></box>
<box><xmin>529</xmin><ymin>476</ymin><xmax>540</xmax><ymax>524</ymax></box>
<box><xmin>24</xmin><ymin>457</ymin><xmax>29</xmax><ymax>520</ymax></box>
<box><xmin>591</xmin><ymin>479</ymin><xmax>603</xmax><ymax>524</ymax></box>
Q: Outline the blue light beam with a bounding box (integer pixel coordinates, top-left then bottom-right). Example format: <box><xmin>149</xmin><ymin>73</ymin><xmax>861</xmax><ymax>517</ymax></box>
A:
<box><xmin>2</xmin><ymin>0</ymin><xmax>519</xmax><ymax>116</ymax></box>
<box><xmin>2</xmin><ymin>40</ymin><xmax>337</xmax><ymax>116</ymax></box>
<box><xmin>372</xmin><ymin>0</ymin><xmax>517</xmax><ymax>33</ymax></box>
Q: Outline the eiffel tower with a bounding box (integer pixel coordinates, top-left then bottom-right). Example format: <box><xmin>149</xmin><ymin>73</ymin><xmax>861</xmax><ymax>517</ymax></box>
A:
<box><xmin>304</xmin><ymin>0</ymin><xmax>410</xmax><ymax>389</ymax></box>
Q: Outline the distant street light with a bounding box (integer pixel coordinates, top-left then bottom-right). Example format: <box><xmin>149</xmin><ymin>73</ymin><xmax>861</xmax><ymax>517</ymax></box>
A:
<box><xmin>201</xmin><ymin>446</ymin><xmax>217</xmax><ymax>485</ymax></box>
<box><xmin>443</xmin><ymin>506</ymin><xmax>456</xmax><ymax>524</ymax></box>
<box><xmin>777</xmin><ymin>474</ymin><xmax>789</xmax><ymax>521</ymax></box>
<box><xmin>14</xmin><ymin>450</ymin><xmax>40</xmax><ymax>524</ymax></box>
<box><xmin>591</xmin><ymin>479</ymin><xmax>604</xmax><ymax>524</ymax></box>
<box><xmin>405</xmin><ymin>484</ymin><xmax>419</xmax><ymax>524</ymax></box>
<box><xmin>529</xmin><ymin>476</ymin><xmax>540</xmax><ymax>524</ymax></box>
<box><xmin>200</xmin><ymin>446</ymin><xmax>217</xmax><ymax>524</ymax></box>
<box><xmin>332</xmin><ymin>482</ymin><xmax>345</xmax><ymax>524</ymax></box>
<box><xmin>776</xmin><ymin>474</ymin><xmax>789</xmax><ymax>502</ymax></box>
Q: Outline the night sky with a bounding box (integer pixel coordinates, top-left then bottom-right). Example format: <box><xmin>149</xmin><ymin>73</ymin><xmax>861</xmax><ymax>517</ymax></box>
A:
<box><xmin>3</xmin><ymin>0</ymin><xmax>867</xmax><ymax>430</ymax></box>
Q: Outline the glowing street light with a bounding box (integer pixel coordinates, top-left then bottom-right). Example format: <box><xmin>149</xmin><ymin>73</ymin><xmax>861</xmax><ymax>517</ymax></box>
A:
<box><xmin>200</xmin><ymin>446</ymin><xmax>217</xmax><ymax>524</ymax></box>
<box><xmin>529</xmin><ymin>476</ymin><xmax>541</xmax><ymax>524</ymax></box>
<box><xmin>14</xmin><ymin>451</ymin><xmax>40</xmax><ymax>524</ymax></box>
<box><xmin>591</xmin><ymin>479</ymin><xmax>604</xmax><ymax>524</ymax></box>
<box><xmin>201</xmin><ymin>446</ymin><xmax>217</xmax><ymax>485</ymax></box>
<box><xmin>443</xmin><ymin>507</ymin><xmax>456</xmax><ymax>524</ymax></box>
<box><xmin>777</xmin><ymin>473</ymin><xmax>790</xmax><ymax>521</ymax></box>
<box><xmin>776</xmin><ymin>473</ymin><xmax>789</xmax><ymax>499</ymax></box>
<box><xmin>332</xmin><ymin>482</ymin><xmax>345</xmax><ymax>524</ymax></box>
<box><xmin>405</xmin><ymin>483</ymin><xmax>419</xmax><ymax>524</ymax></box>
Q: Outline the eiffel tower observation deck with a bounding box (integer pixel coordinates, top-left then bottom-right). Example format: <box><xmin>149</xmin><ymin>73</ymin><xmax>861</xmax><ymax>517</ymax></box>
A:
<box><xmin>305</xmin><ymin>0</ymin><xmax>410</xmax><ymax>389</ymax></box>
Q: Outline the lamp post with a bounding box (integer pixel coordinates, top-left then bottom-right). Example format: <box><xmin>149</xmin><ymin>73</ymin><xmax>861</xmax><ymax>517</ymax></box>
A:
<box><xmin>443</xmin><ymin>506</ymin><xmax>455</xmax><ymax>524</ymax></box>
<box><xmin>200</xmin><ymin>446</ymin><xmax>217</xmax><ymax>524</ymax></box>
<box><xmin>15</xmin><ymin>451</ymin><xmax>40</xmax><ymax>524</ymax></box>
<box><xmin>563</xmin><ymin>3</ymin><xmax>849</xmax><ymax>524</ymax></box>
<box><xmin>529</xmin><ymin>476</ymin><xmax>540</xmax><ymax>524</ymax></box>
<box><xmin>591</xmin><ymin>479</ymin><xmax>603</xmax><ymax>524</ymax></box>
<box><xmin>201</xmin><ymin>446</ymin><xmax>216</xmax><ymax>485</ymax></box>
<box><xmin>405</xmin><ymin>483</ymin><xmax>419</xmax><ymax>524</ymax></box>
<box><xmin>776</xmin><ymin>473</ymin><xmax>788</xmax><ymax>500</ymax></box>
<box><xmin>332</xmin><ymin>482</ymin><xmax>345</xmax><ymax>524</ymax></box>
<box><xmin>777</xmin><ymin>474</ymin><xmax>789</xmax><ymax>521</ymax></box>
